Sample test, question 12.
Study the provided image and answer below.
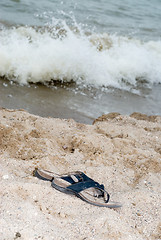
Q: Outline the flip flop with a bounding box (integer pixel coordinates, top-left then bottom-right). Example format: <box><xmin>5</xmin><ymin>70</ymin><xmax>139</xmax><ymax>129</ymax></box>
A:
<box><xmin>34</xmin><ymin>168</ymin><xmax>106</xmax><ymax>198</ymax></box>
<box><xmin>34</xmin><ymin>168</ymin><xmax>122</xmax><ymax>208</ymax></box>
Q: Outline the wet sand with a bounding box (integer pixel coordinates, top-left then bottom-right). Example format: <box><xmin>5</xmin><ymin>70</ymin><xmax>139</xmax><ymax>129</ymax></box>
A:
<box><xmin>0</xmin><ymin>108</ymin><xmax>161</xmax><ymax>240</ymax></box>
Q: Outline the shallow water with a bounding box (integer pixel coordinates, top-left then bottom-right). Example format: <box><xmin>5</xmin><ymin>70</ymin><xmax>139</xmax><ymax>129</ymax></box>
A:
<box><xmin>1</xmin><ymin>79</ymin><xmax>161</xmax><ymax>124</ymax></box>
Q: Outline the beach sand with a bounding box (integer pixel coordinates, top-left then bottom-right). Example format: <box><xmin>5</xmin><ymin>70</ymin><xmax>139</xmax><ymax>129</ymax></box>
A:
<box><xmin>0</xmin><ymin>108</ymin><xmax>160</xmax><ymax>240</ymax></box>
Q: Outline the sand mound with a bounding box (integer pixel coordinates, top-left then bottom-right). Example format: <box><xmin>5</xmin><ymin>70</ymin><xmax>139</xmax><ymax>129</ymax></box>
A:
<box><xmin>0</xmin><ymin>108</ymin><xmax>160</xmax><ymax>240</ymax></box>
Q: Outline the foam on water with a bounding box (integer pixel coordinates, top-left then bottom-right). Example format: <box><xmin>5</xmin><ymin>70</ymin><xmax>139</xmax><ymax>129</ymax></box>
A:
<box><xmin>0</xmin><ymin>18</ymin><xmax>161</xmax><ymax>90</ymax></box>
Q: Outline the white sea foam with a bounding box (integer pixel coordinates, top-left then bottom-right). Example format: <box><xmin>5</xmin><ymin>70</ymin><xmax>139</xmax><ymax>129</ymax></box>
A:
<box><xmin>0</xmin><ymin>22</ymin><xmax>161</xmax><ymax>89</ymax></box>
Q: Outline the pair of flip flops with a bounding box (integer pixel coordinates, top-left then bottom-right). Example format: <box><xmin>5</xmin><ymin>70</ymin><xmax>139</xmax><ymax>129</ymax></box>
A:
<box><xmin>34</xmin><ymin>168</ymin><xmax>122</xmax><ymax>208</ymax></box>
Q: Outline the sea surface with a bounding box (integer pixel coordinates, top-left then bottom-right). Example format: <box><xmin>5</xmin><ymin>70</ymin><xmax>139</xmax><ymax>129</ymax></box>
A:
<box><xmin>0</xmin><ymin>0</ymin><xmax>161</xmax><ymax>123</ymax></box>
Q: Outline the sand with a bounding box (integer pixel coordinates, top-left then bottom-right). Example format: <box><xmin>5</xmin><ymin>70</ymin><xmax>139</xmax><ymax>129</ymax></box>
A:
<box><xmin>0</xmin><ymin>108</ymin><xmax>160</xmax><ymax>240</ymax></box>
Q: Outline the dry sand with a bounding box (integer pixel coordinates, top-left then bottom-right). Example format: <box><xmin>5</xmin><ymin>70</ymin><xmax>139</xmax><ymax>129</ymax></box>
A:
<box><xmin>0</xmin><ymin>108</ymin><xmax>160</xmax><ymax>240</ymax></box>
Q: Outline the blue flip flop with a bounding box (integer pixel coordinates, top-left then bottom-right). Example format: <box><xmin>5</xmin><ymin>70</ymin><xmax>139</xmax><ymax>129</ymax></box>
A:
<box><xmin>34</xmin><ymin>168</ymin><xmax>122</xmax><ymax>208</ymax></box>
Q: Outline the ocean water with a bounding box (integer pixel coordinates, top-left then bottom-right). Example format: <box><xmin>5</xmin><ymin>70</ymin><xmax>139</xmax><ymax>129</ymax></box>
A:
<box><xmin>0</xmin><ymin>0</ymin><xmax>161</xmax><ymax>123</ymax></box>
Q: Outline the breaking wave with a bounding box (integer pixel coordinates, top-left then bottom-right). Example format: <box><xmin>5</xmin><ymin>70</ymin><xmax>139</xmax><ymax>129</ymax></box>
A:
<box><xmin>0</xmin><ymin>18</ymin><xmax>161</xmax><ymax>90</ymax></box>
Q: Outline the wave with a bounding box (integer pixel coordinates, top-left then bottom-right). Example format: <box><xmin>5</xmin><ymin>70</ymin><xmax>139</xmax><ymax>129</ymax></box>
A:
<box><xmin>0</xmin><ymin>21</ymin><xmax>161</xmax><ymax>90</ymax></box>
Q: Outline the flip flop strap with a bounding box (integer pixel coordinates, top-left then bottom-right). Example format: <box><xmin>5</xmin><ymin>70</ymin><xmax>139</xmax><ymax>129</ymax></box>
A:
<box><xmin>61</xmin><ymin>174</ymin><xmax>83</xmax><ymax>184</ymax></box>
<box><xmin>61</xmin><ymin>172</ymin><xmax>94</xmax><ymax>184</ymax></box>
<box><xmin>66</xmin><ymin>180</ymin><xmax>104</xmax><ymax>193</ymax></box>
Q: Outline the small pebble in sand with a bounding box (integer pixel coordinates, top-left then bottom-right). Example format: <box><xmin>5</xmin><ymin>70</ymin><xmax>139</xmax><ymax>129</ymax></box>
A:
<box><xmin>14</xmin><ymin>232</ymin><xmax>21</xmax><ymax>239</ymax></box>
<box><xmin>2</xmin><ymin>175</ymin><xmax>9</xmax><ymax>180</ymax></box>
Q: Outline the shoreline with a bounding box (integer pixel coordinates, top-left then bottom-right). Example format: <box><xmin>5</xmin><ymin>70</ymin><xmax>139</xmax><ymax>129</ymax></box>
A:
<box><xmin>1</xmin><ymin>78</ymin><xmax>161</xmax><ymax>126</ymax></box>
<box><xmin>0</xmin><ymin>108</ymin><xmax>161</xmax><ymax>239</ymax></box>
